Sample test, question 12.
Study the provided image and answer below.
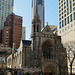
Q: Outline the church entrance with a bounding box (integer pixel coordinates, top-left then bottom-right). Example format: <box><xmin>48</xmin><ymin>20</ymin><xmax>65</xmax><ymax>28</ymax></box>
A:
<box><xmin>41</xmin><ymin>40</ymin><xmax>57</xmax><ymax>75</ymax></box>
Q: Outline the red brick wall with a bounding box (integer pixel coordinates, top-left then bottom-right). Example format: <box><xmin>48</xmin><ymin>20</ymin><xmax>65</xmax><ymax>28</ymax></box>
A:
<box><xmin>2</xmin><ymin>14</ymin><xmax>22</xmax><ymax>48</ymax></box>
<box><xmin>13</xmin><ymin>16</ymin><xmax>22</xmax><ymax>48</ymax></box>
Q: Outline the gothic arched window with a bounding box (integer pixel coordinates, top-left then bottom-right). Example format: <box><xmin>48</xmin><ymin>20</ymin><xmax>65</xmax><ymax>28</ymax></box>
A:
<box><xmin>34</xmin><ymin>25</ymin><xmax>36</xmax><ymax>32</ymax></box>
<box><xmin>37</xmin><ymin>25</ymin><xmax>39</xmax><ymax>32</ymax></box>
<box><xmin>42</xmin><ymin>40</ymin><xmax>53</xmax><ymax>59</ymax></box>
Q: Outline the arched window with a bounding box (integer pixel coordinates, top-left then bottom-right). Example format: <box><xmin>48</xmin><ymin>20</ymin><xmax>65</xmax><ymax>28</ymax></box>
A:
<box><xmin>37</xmin><ymin>25</ymin><xmax>39</xmax><ymax>32</ymax></box>
<box><xmin>33</xmin><ymin>25</ymin><xmax>36</xmax><ymax>32</ymax></box>
<box><xmin>42</xmin><ymin>40</ymin><xmax>53</xmax><ymax>59</ymax></box>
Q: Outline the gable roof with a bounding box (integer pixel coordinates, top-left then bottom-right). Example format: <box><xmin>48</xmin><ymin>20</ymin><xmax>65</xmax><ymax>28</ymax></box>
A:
<box><xmin>22</xmin><ymin>40</ymin><xmax>31</xmax><ymax>46</ymax></box>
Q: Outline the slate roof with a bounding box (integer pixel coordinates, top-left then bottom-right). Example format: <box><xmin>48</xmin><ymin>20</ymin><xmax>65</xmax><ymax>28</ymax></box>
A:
<box><xmin>22</xmin><ymin>40</ymin><xmax>31</xmax><ymax>46</ymax></box>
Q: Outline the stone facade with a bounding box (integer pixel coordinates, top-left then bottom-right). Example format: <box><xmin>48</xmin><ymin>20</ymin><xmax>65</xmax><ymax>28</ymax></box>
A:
<box><xmin>7</xmin><ymin>24</ymin><xmax>68</xmax><ymax>75</ymax></box>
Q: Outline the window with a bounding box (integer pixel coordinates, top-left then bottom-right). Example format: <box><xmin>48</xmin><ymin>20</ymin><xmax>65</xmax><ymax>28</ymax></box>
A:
<box><xmin>59</xmin><ymin>14</ymin><xmax>61</xmax><ymax>17</ymax></box>
<box><xmin>59</xmin><ymin>18</ymin><xmax>61</xmax><ymax>21</ymax></box>
<box><xmin>34</xmin><ymin>25</ymin><xmax>36</xmax><ymax>32</ymax></box>
<box><xmin>6</xmin><ymin>39</ymin><xmax>8</xmax><ymax>42</ymax></box>
<box><xmin>73</xmin><ymin>3</ymin><xmax>75</xmax><ymax>6</ymax></box>
<box><xmin>67</xmin><ymin>16</ymin><xmax>69</xmax><ymax>24</ymax></box>
<box><xmin>64</xmin><ymin>14</ymin><xmax>66</xmax><ymax>17</ymax></box>
<box><xmin>6</xmin><ymin>31</ymin><xmax>8</xmax><ymax>33</ymax></box>
<box><xmin>73</xmin><ymin>7</ymin><xmax>75</xmax><ymax>11</ymax></box>
<box><xmin>37</xmin><ymin>25</ymin><xmax>39</xmax><ymax>32</ymax></box>
<box><xmin>70</xmin><ymin>14</ymin><xmax>72</xmax><ymax>22</ymax></box>
<box><xmin>64</xmin><ymin>10</ymin><xmax>66</xmax><ymax>13</ymax></box>
<box><xmin>59</xmin><ymin>22</ymin><xmax>61</xmax><ymax>29</ymax></box>
<box><xmin>6</xmin><ymin>36</ymin><xmax>8</xmax><ymax>38</ymax></box>
<box><xmin>64</xmin><ymin>6</ymin><xmax>66</xmax><ymax>9</ymax></box>
<box><xmin>64</xmin><ymin>18</ymin><xmax>66</xmax><ymax>25</ymax></box>
<box><xmin>62</xmin><ymin>16</ymin><xmax>63</xmax><ymax>19</ymax></box>
<box><xmin>73</xmin><ymin>12</ymin><xmax>75</xmax><ymax>20</ymax></box>
<box><xmin>73</xmin><ymin>0</ymin><xmax>75</xmax><ymax>1</ymax></box>
<box><xmin>6</xmin><ymin>42</ymin><xmax>8</xmax><ymax>44</ymax></box>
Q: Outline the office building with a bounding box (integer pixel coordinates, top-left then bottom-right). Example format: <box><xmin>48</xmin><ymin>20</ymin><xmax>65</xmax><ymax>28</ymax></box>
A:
<box><xmin>2</xmin><ymin>13</ymin><xmax>22</xmax><ymax>49</ymax></box>
<box><xmin>31</xmin><ymin>0</ymin><xmax>44</xmax><ymax>29</ymax></box>
<box><xmin>0</xmin><ymin>0</ymin><xmax>14</xmax><ymax>30</ymax></box>
<box><xmin>58</xmin><ymin>0</ymin><xmax>75</xmax><ymax>74</ymax></box>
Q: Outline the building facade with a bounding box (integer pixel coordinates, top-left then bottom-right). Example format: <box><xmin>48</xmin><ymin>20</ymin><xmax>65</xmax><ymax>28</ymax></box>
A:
<box><xmin>7</xmin><ymin>25</ymin><xmax>68</xmax><ymax>75</ymax></box>
<box><xmin>58</xmin><ymin>0</ymin><xmax>75</xmax><ymax>74</ymax></box>
<box><xmin>7</xmin><ymin>2</ymin><xmax>68</xmax><ymax>74</ymax></box>
<box><xmin>2</xmin><ymin>13</ymin><xmax>22</xmax><ymax>49</ymax></box>
<box><xmin>0</xmin><ymin>0</ymin><xmax>14</xmax><ymax>30</ymax></box>
<box><xmin>31</xmin><ymin>0</ymin><xmax>44</xmax><ymax>29</ymax></box>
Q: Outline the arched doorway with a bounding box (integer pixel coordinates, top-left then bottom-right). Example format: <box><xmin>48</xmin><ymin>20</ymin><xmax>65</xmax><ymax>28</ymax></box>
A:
<box><xmin>7</xmin><ymin>71</ymin><xmax>13</xmax><ymax>75</ymax></box>
<box><xmin>44</xmin><ymin>63</ymin><xmax>56</xmax><ymax>75</ymax></box>
<box><xmin>0</xmin><ymin>70</ymin><xmax>4</xmax><ymax>75</ymax></box>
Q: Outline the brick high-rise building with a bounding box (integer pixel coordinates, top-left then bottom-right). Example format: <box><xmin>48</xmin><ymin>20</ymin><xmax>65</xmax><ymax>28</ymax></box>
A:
<box><xmin>2</xmin><ymin>13</ymin><xmax>22</xmax><ymax>49</ymax></box>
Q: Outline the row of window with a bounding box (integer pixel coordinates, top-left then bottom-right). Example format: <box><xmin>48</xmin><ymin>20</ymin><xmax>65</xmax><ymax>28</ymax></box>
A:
<box><xmin>5</xmin><ymin>30</ymin><xmax>8</xmax><ymax>45</ymax></box>
<box><xmin>59</xmin><ymin>23</ymin><xmax>75</xmax><ymax>34</ymax></box>
<box><xmin>59</xmin><ymin>13</ymin><xmax>74</xmax><ymax>28</ymax></box>
<box><xmin>59</xmin><ymin>0</ymin><xmax>75</xmax><ymax>16</ymax></box>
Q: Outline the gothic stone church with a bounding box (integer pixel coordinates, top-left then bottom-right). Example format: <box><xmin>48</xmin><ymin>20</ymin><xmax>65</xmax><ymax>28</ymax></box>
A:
<box><xmin>7</xmin><ymin>2</ymin><xmax>68</xmax><ymax>75</ymax></box>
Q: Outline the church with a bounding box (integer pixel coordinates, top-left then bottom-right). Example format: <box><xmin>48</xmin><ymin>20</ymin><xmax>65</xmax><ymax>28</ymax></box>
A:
<box><xmin>7</xmin><ymin>0</ymin><xmax>68</xmax><ymax>75</ymax></box>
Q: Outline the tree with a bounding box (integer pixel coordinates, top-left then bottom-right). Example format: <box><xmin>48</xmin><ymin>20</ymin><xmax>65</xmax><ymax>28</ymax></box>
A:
<box><xmin>65</xmin><ymin>41</ymin><xmax>75</xmax><ymax>75</ymax></box>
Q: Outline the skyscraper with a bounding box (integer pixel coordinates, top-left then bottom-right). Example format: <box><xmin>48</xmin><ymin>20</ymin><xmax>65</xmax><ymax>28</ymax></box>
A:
<box><xmin>58</xmin><ymin>0</ymin><xmax>75</xmax><ymax>74</ymax></box>
<box><xmin>0</xmin><ymin>0</ymin><xmax>14</xmax><ymax>30</ymax></box>
<box><xmin>31</xmin><ymin>0</ymin><xmax>44</xmax><ymax>29</ymax></box>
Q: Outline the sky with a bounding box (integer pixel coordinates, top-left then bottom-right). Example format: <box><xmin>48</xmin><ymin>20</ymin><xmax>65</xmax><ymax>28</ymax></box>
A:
<box><xmin>14</xmin><ymin>0</ymin><xmax>58</xmax><ymax>40</ymax></box>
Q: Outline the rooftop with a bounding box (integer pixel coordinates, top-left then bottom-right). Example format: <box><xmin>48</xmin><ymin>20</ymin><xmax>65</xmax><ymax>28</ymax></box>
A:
<box><xmin>22</xmin><ymin>40</ymin><xmax>31</xmax><ymax>46</ymax></box>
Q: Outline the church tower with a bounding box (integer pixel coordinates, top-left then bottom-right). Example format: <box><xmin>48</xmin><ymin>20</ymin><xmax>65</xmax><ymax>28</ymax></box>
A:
<box><xmin>31</xmin><ymin>0</ymin><xmax>41</xmax><ymax>67</ymax></box>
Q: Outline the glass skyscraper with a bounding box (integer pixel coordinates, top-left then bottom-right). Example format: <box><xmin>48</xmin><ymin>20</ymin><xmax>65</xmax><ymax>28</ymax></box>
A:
<box><xmin>31</xmin><ymin>0</ymin><xmax>44</xmax><ymax>29</ymax></box>
<box><xmin>0</xmin><ymin>0</ymin><xmax>13</xmax><ymax>30</ymax></box>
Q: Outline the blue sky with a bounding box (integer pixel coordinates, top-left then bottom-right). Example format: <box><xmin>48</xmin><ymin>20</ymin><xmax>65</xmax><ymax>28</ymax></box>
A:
<box><xmin>14</xmin><ymin>0</ymin><xmax>58</xmax><ymax>40</ymax></box>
